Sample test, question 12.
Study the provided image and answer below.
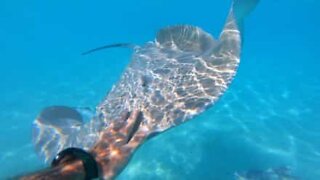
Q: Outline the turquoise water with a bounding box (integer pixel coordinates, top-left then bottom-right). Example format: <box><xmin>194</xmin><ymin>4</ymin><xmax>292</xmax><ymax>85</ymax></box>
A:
<box><xmin>0</xmin><ymin>0</ymin><xmax>319</xmax><ymax>179</ymax></box>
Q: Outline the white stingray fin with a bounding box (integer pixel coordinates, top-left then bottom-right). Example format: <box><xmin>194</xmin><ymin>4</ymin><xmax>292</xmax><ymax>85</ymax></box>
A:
<box><xmin>32</xmin><ymin>106</ymin><xmax>100</xmax><ymax>163</ymax></box>
<box><xmin>232</xmin><ymin>0</ymin><xmax>260</xmax><ymax>22</ymax></box>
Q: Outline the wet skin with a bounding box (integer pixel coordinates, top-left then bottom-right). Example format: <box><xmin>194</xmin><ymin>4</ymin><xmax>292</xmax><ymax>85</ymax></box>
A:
<box><xmin>20</xmin><ymin>110</ymin><xmax>148</xmax><ymax>180</ymax></box>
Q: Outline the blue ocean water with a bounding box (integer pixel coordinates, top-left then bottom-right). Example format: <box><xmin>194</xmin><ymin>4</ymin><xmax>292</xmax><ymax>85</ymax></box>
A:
<box><xmin>0</xmin><ymin>0</ymin><xmax>319</xmax><ymax>179</ymax></box>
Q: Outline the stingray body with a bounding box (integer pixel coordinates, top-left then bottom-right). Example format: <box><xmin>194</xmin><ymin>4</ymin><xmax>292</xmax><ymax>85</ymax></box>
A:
<box><xmin>27</xmin><ymin>0</ymin><xmax>259</xmax><ymax>179</ymax></box>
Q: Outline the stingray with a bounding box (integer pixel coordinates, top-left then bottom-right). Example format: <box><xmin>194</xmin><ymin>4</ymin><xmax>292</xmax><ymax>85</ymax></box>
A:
<box><xmin>21</xmin><ymin>0</ymin><xmax>259</xmax><ymax>179</ymax></box>
<box><xmin>234</xmin><ymin>166</ymin><xmax>299</xmax><ymax>180</ymax></box>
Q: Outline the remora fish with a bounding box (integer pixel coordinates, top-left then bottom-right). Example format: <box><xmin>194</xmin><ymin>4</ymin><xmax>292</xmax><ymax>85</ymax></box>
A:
<box><xmin>20</xmin><ymin>0</ymin><xmax>259</xmax><ymax>179</ymax></box>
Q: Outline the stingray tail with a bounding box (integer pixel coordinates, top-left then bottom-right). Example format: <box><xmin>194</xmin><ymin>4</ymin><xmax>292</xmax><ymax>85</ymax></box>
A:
<box><xmin>82</xmin><ymin>43</ymin><xmax>134</xmax><ymax>55</ymax></box>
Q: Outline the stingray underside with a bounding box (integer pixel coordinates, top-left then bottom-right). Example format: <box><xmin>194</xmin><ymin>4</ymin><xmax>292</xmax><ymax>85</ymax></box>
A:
<box><xmin>98</xmin><ymin>25</ymin><xmax>240</xmax><ymax>134</ymax></box>
<box><xmin>32</xmin><ymin>25</ymin><xmax>241</xmax><ymax>163</ymax></box>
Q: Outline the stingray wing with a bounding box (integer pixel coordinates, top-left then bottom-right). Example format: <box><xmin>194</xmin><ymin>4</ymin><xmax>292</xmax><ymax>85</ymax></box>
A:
<box><xmin>32</xmin><ymin>106</ymin><xmax>102</xmax><ymax>163</ymax></box>
<box><xmin>98</xmin><ymin>25</ymin><xmax>240</xmax><ymax>133</ymax></box>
